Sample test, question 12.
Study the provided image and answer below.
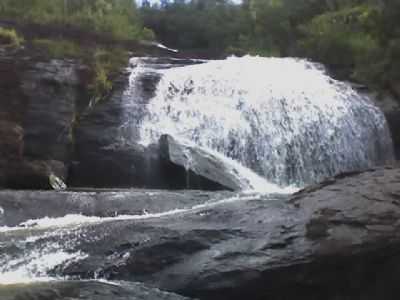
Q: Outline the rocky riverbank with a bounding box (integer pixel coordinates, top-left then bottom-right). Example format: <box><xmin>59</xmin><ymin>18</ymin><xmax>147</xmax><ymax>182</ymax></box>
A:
<box><xmin>1</xmin><ymin>167</ymin><xmax>400</xmax><ymax>299</ymax></box>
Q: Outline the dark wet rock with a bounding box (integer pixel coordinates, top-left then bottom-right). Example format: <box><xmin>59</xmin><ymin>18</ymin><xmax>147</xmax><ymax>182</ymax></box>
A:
<box><xmin>27</xmin><ymin>167</ymin><xmax>399</xmax><ymax>300</ymax></box>
<box><xmin>0</xmin><ymin>159</ymin><xmax>67</xmax><ymax>190</ymax></box>
<box><xmin>0</xmin><ymin>188</ymin><xmax>232</xmax><ymax>226</ymax></box>
<box><xmin>69</xmin><ymin>71</ymin><xmax>163</xmax><ymax>188</ymax></box>
<box><xmin>158</xmin><ymin>134</ymin><xmax>243</xmax><ymax>191</ymax></box>
<box><xmin>0</xmin><ymin>120</ymin><xmax>24</xmax><ymax>160</ymax></box>
<box><xmin>0</xmin><ymin>281</ymin><xmax>192</xmax><ymax>300</ymax></box>
<box><xmin>364</xmin><ymin>90</ymin><xmax>400</xmax><ymax>159</ymax></box>
<box><xmin>0</xmin><ymin>47</ymin><xmax>87</xmax><ymax>189</ymax></box>
<box><xmin>68</xmin><ymin>143</ymin><xmax>160</xmax><ymax>188</ymax></box>
<box><xmin>20</xmin><ymin>58</ymin><xmax>85</xmax><ymax>163</ymax></box>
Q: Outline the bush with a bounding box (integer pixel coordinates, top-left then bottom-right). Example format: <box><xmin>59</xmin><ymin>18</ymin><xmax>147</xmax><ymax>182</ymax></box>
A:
<box><xmin>88</xmin><ymin>47</ymin><xmax>130</xmax><ymax>103</ymax></box>
<box><xmin>89</xmin><ymin>64</ymin><xmax>112</xmax><ymax>104</ymax></box>
<box><xmin>0</xmin><ymin>27</ymin><xmax>24</xmax><ymax>48</ymax></box>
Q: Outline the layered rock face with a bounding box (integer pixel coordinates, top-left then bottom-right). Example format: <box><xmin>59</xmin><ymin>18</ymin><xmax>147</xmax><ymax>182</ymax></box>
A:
<box><xmin>0</xmin><ymin>50</ymin><xmax>77</xmax><ymax>189</ymax></box>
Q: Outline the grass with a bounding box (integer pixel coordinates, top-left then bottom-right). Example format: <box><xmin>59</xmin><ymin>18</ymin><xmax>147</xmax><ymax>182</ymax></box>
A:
<box><xmin>0</xmin><ymin>27</ymin><xmax>24</xmax><ymax>48</ymax></box>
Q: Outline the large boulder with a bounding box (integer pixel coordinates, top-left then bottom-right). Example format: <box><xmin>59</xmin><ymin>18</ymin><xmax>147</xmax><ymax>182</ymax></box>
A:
<box><xmin>2</xmin><ymin>168</ymin><xmax>400</xmax><ymax>299</ymax></box>
<box><xmin>158</xmin><ymin>134</ymin><xmax>245</xmax><ymax>191</ymax></box>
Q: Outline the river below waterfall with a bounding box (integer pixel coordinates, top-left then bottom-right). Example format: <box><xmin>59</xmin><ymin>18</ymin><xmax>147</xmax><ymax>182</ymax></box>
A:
<box><xmin>0</xmin><ymin>56</ymin><xmax>396</xmax><ymax>299</ymax></box>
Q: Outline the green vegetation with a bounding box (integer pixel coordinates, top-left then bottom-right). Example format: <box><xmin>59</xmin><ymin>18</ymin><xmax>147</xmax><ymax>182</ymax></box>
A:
<box><xmin>0</xmin><ymin>0</ymin><xmax>151</xmax><ymax>41</ymax></box>
<box><xmin>89</xmin><ymin>47</ymin><xmax>130</xmax><ymax>104</ymax></box>
<box><xmin>140</xmin><ymin>0</ymin><xmax>400</xmax><ymax>91</ymax></box>
<box><xmin>0</xmin><ymin>27</ymin><xmax>23</xmax><ymax>48</ymax></box>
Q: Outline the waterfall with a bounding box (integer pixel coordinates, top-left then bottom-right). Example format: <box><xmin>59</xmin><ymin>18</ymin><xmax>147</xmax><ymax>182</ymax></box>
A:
<box><xmin>133</xmin><ymin>56</ymin><xmax>394</xmax><ymax>187</ymax></box>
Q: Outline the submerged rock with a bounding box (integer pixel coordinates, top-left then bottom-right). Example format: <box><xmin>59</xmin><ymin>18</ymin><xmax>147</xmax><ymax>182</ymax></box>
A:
<box><xmin>0</xmin><ymin>281</ymin><xmax>192</xmax><ymax>300</ymax></box>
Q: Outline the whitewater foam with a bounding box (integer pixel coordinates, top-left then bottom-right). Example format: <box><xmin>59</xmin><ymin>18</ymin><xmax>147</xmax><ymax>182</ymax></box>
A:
<box><xmin>134</xmin><ymin>55</ymin><xmax>394</xmax><ymax>187</ymax></box>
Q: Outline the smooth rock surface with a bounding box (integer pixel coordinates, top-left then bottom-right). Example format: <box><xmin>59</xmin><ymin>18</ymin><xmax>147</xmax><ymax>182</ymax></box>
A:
<box><xmin>3</xmin><ymin>168</ymin><xmax>400</xmax><ymax>299</ymax></box>
<box><xmin>0</xmin><ymin>281</ymin><xmax>192</xmax><ymax>300</ymax></box>
<box><xmin>159</xmin><ymin>134</ymin><xmax>244</xmax><ymax>191</ymax></box>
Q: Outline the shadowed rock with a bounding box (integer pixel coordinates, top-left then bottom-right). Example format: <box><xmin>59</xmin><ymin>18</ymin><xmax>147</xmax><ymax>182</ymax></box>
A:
<box><xmin>159</xmin><ymin>134</ymin><xmax>244</xmax><ymax>191</ymax></box>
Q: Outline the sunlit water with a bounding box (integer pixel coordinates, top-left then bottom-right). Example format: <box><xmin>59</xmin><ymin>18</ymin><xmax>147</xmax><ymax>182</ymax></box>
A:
<box><xmin>137</xmin><ymin>56</ymin><xmax>394</xmax><ymax>187</ymax></box>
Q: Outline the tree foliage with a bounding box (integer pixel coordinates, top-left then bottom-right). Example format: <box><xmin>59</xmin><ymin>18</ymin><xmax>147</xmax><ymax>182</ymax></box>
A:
<box><xmin>0</xmin><ymin>0</ymin><xmax>149</xmax><ymax>41</ymax></box>
<box><xmin>140</xmin><ymin>0</ymin><xmax>399</xmax><ymax>89</ymax></box>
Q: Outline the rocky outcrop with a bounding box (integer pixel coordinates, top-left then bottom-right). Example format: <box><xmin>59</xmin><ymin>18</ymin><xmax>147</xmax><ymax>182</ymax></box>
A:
<box><xmin>0</xmin><ymin>112</ymin><xmax>67</xmax><ymax>189</ymax></box>
<box><xmin>2</xmin><ymin>167</ymin><xmax>400</xmax><ymax>299</ymax></box>
<box><xmin>0</xmin><ymin>281</ymin><xmax>192</xmax><ymax>300</ymax></box>
<box><xmin>68</xmin><ymin>70</ymin><xmax>165</xmax><ymax>188</ymax></box>
<box><xmin>0</xmin><ymin>47</ymin><xmax>85</xmax><ymax>189</ymax></box>
<box><xmin>158</xmin><ymin>135</ymin><xmax>244</xmax><ymax>190</ymax></box>
<box><xmin>21</xmin><ymin>59</ymin><xmax>85</xmax><ymax>163</ymax></box>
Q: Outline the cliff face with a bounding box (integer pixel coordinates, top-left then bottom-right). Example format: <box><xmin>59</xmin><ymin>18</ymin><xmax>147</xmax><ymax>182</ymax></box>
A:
<box><xmin>0</xmin><ymin>46</ymin><xmax>153</xmax><ymax>189</ymax></box>
<box><xmin>0</xmin><ymin>46</ymin><xmax>399</xmax><ymax>190</ymax></box>
<box><xmin>0</xmin><ymin>48</ymin><xmax>86</xmax><ymax>188</ymax></box>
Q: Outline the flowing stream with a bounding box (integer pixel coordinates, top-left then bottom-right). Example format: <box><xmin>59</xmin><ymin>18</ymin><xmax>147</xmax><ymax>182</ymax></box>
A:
<box><xmin>0</xmin><ymin>55</ymin><xmax>395</xmax><ymax>287</ymax></box>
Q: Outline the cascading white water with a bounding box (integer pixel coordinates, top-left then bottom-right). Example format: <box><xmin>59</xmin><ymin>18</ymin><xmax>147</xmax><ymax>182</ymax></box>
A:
<box><xmin>137</xmin><ymin>56</ymin><xmax>394</xmax><ymax>187</ymax></box>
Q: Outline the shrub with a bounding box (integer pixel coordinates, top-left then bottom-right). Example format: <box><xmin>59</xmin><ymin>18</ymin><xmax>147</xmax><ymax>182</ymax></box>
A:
<box><xmin>89</xmin><ymin>63</ymin><xmax>113</xmax><ymax>104</ymax></box>
<box><xmin>0</xmin><ymin>27</ymin><xmax>24</xmax><ymax>48</ymax></box>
